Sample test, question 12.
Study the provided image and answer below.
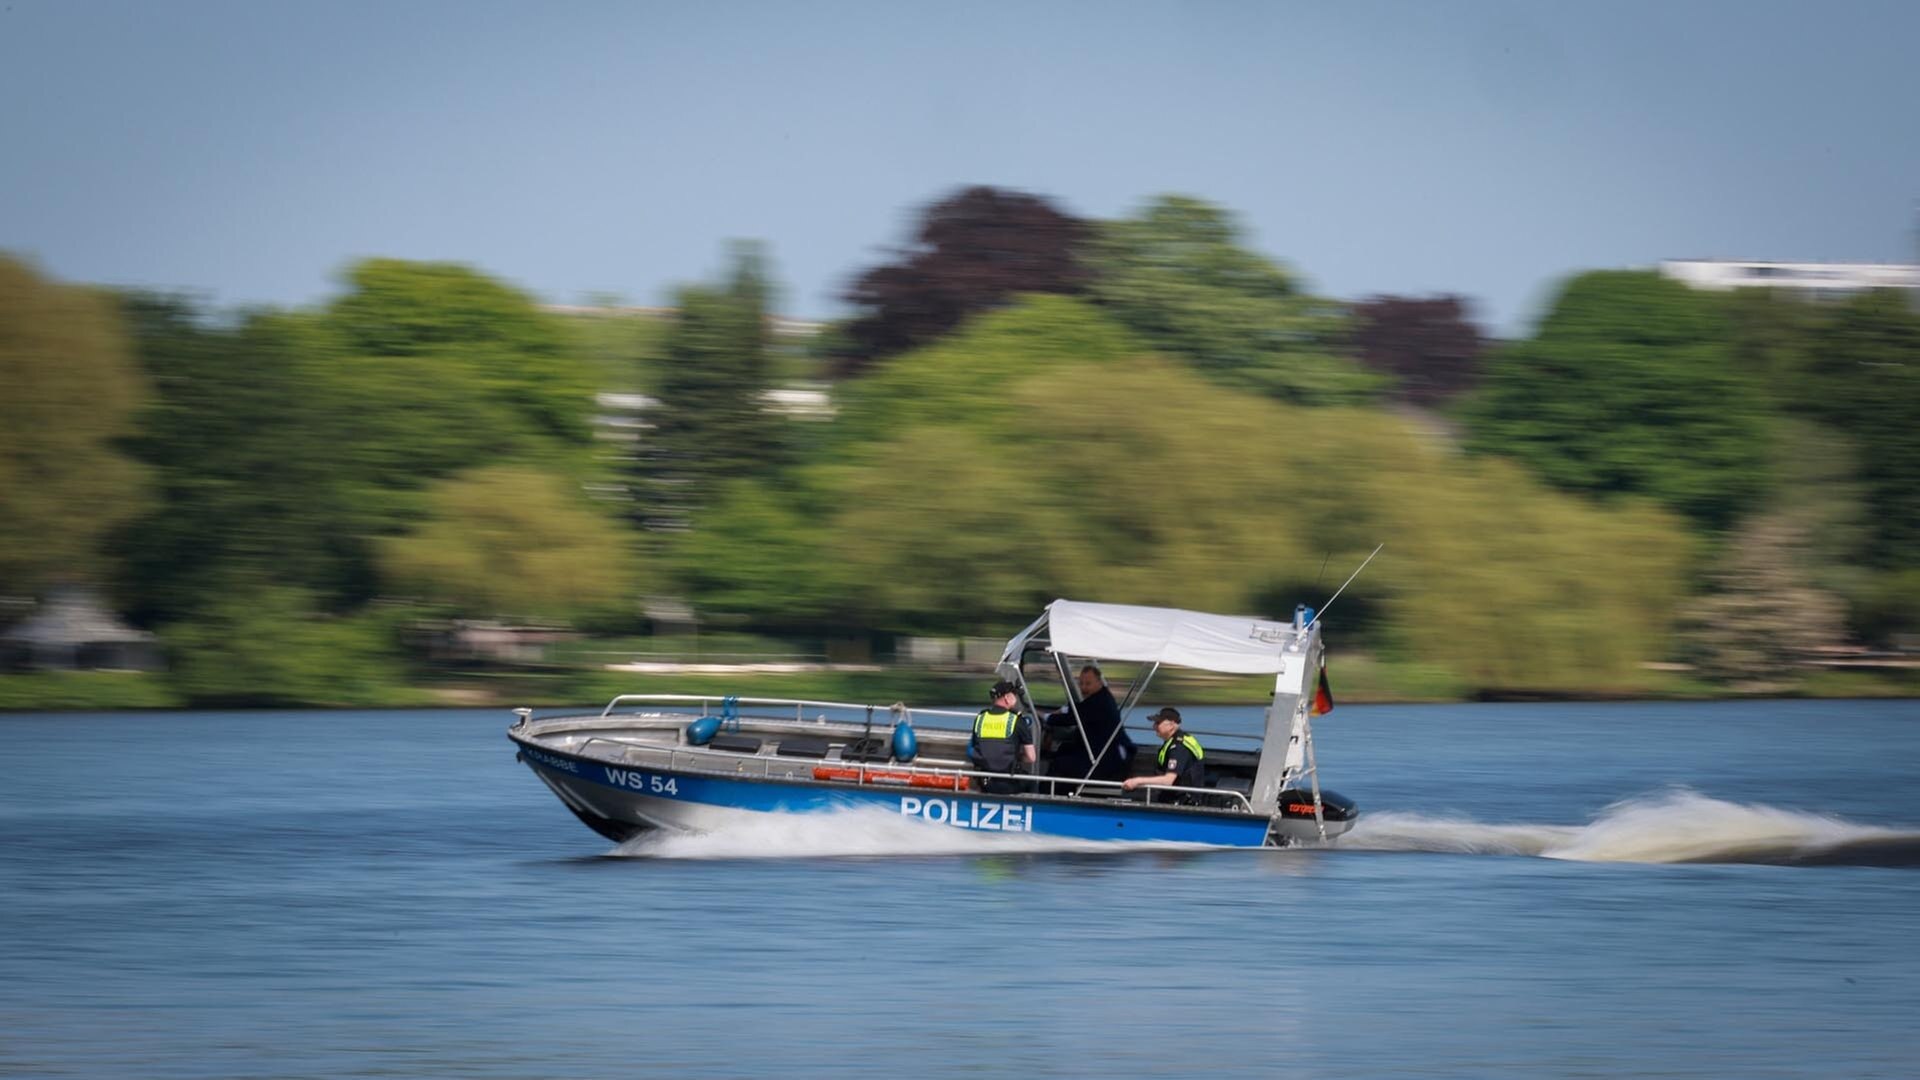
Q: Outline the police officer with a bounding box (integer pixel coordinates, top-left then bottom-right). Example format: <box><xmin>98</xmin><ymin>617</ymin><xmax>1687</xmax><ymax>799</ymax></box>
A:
<box><xmin>1123</xmin><ymin>707</ymin><xmax>1204</xmax><ymax>798</ymax></box>
<box><xmin>970</xmin><ymin>679</ymin><xmax>1036</xmax><ymax>794</ymax></box>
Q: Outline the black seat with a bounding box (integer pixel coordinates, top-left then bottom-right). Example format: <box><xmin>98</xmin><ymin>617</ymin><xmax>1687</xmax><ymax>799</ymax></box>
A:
<box><xmin>1206</xmin><ymin>748</ymin><xmax>1261</xmax><ymax>770</ymax></box>
<box><xmin>841</xmin><ymin>736</ymin><xmax>891</xmax><ymax>763</ymax></box>
<box><xmin>775</xmin><ymin>736</ymin><xmax>830</xmax><ymax>758</ymax></box>
<box><xmin>1177</xmin><ymin>774</ymin><xmax>1251</xmax><ymax>810</ymax></box>
<box><xmin>706</xmin><ymin>733</ymin><xmax>762</xmax><ymax>754</ymax></box>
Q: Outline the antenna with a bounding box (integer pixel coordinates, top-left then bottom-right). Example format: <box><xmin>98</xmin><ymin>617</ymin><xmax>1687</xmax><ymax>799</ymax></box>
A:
<box><xmin>1305</xmin><ymin>544</ymin><xmax>1383</xmax><ymax>631</ymax></box>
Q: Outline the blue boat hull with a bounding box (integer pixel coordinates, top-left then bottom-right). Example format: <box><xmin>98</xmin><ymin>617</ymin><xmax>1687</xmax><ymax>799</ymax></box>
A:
<box><xmin>515</xmin><ymin>741</ymin><xmax>1273</xmax><ymax>848</ymax></box>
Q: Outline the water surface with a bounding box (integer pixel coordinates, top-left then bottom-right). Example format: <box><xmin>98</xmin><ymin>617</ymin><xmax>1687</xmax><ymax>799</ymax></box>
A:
<box><xmin>2</xmin><ymin>700</ymin><xmax>1917</xmax><ymax>1078</ymax></box>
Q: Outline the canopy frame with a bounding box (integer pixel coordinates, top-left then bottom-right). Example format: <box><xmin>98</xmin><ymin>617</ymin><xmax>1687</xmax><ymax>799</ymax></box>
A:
<box><xmin>996</xmin><ymin>599</ymin><xmax>1326</xmax><ymax>820</ymax></box>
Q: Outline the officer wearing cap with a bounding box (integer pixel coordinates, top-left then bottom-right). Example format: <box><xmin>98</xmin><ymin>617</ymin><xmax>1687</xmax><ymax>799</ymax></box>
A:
<box><xmin>1123</xmin><ymin>707</ymin><xmax>1205</xmax><ymax>797</ymax></box>
<box><xmin>970</xmin><ymin>678</ymin><xmax>1037</xmax><ymax>794</ymax></box>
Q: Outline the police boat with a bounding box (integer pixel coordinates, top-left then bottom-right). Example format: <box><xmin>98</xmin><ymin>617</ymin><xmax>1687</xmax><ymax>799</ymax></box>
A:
<box><xmin>508</xmin><ymin>599</ymin><xmax>1358</xmax><ymax>848</ymax></box>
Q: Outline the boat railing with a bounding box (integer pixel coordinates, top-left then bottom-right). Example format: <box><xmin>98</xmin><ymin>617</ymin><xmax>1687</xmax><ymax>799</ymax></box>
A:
<box><xmin>598</xmin><ymin>693</ymin><xmax>1265</xmax><ymax>745</ymax></box>
<box><xmin>598</xmin><ymin>693</ymin><xmax>978</xmax><ymax>724</ymax></box>
<box><xmin>578</xmin><ymin>734</ymin><xmax>1252</xmax><ymax>814</ymax></box>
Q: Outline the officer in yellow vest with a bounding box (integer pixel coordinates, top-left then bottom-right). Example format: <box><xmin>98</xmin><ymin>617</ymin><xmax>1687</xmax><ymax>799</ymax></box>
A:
<box><xmin>1123</xmin><ymin>707</ymin><xmax>1205</xmax><ymax>799</ymax></box>
<box><xmin>970</xmin><ymin>679</ymin><xmax>1037</xmax><ymax>794</ymax></box>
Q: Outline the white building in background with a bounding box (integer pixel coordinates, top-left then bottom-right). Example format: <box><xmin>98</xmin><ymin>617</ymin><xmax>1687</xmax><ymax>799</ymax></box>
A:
<box><xmin>582</xmin><ymin>386</ymin><xmax>836</xmax><ymax>508</ymax></box>
<box><xmin>592</xmin><ymin>392</ymin><xmax>660</xmax><ymax>447</ymax></box>
<box><xmin>1659</xmin><ymin>259</ymin><xmax>1920</xmax><ymax>300</ymax></box>
<box><xmin>592</xmin><ymin>386</ymin><xmax>835</xmax><ymax>446</ymax></box>
<box><xmin>542</xmin><ymin>304</ymin><xmax>826</xmax><ymax>339</ymax></box>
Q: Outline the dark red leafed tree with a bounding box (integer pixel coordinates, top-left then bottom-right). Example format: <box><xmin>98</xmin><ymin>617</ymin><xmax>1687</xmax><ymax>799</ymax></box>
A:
<box><xmin>834</xmin><ymin>186</ymin><xmax>1091</xmax><ymax>376</ymax></box>
<box><xmin>1349</xmin><ymin>295</ymin><xmax>1487</xmax><ymax>405</ymax></box>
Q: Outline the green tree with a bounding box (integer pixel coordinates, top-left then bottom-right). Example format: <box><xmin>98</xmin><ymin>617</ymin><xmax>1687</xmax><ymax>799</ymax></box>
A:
<box><xmin>1465</xmin><ymin>270</ymin><xmax>1771</xmax><ymax>530</ymax></box>
<box><xmin>639</xmin><ymin>242</ymin><xmax>788</xmax><ymax>529</ymax></box>
<box><xmin>669</xmin><ymin>474</ymin><xmax>843</xmax><ymax>629</ymax></box>
<box><xmin>114</xmin><ymin>260</ymin><xmax>602</xmax><ymax>627</ymax></box>
<box><xmin>557</xmin><ymin>298</ymin><xmax>670</xmax><ymax>394</ymax></box>
<box><xmin>377</xmin><ymin>465</ymin><xmax>639</xmax><ymax>623</ymax></box>
<box><xmin>1005</xmin><ymin>360</ymin><xmax>1330</xmax><ymax>612</ymax></box>
<box><xmin>110</xmin><ymin>299</ymin><xmax>376</xmax><ymax>624</ymax></box>
<box><xmin>1021</xmin><ymin>360</ymin><xmax>1694</xmax><ymax>691</ymax></box>
<box><xmin>1843</xmin><ymin>568</ymin><xmax>1920</xmax><ymax>649</ymax></box>
<box><xmin>1085</xmin><ymin>195</ymin><xmax>1380</xmax><ymax>404</ymax></box>
<box><xmin>795</xmin><ymin>311</ymin><xmax>1697</xmax><ymax>692</ymax></box>
<box><xmin>1674</xmin><ymin>518</ymin><xmax>1848</xmax><ymax>690</ymax></box>
<box><xmin>162</xmin><ymin>583</ymin><xmax>410</xmax><ymax>706</ymax></box>
<box><xmin>1358</xmin><ymin>449</ymin><xmax>1695</xmax><ymax>691</ymax></box>
<box><xmin>827</xmin><ymin>423</ymin><xmax>1089</xmax><ymax>632</ymax></box>
<box><xmin>828</xmin><ymin>293</ymin><xmax>1150</xmax><ymax>447</ymax></box>
<box><xmin>1799</xmin><ymin>290</ymin><xmax>1920</xmax><ymax>567</ymax></box>
<box><xmin>319</xmin><ymin>258</ymin><xmax>597</xmax><ymax>498</ymax></box>
<box><xmin>1760</xmin><ymin>418</ymin><xmax>1870</xmax><ymax>578</ymax></box>
<box><xmin>327</xmin><ymin>258</ymin><xmax>589</xmax><ymax>442</ymax></box>
<box><xmin>0</xmin><ymin>255</ymin><xmax>150</xmax><ymax>596</ymax></box>
<box><xmin>1722</xmin><ymin>286</ymin><xmax>1820</xmax><ymax>403</ymax></box>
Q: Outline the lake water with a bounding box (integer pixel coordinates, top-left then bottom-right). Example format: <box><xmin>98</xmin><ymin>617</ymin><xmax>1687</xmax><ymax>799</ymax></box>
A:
<box><xmin>3</xmin><ymin>699</ymin><xmax>1917</xmax><ymax>1078</ymax></box>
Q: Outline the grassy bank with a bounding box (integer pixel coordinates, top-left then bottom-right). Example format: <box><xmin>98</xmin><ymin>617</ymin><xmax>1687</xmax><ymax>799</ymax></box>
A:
<box><xmin>0</xmin><ymin>672</ymin><xmax>185</xmax><ymax>711</ymax></box>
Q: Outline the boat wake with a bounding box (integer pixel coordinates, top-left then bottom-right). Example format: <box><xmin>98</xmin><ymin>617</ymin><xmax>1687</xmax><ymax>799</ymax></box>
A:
<box><xmin>609</xmin><ymin>807</ymin><xmax>1214</xmax><ymax>860</ymax></box>
<box><xmin>1342</xmin><ymin>789</ymin><xmax>1920</xmax><ymax>867</ymax></box>
<box><xmin>602</xmin><ymin>791</ymin><xmax>1920</xmax><ymax>866</ymax></box>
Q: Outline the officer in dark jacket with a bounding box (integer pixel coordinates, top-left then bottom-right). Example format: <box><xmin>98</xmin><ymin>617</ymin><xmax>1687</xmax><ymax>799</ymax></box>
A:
<box><xmin>1123</xmin><ymin>707</ymin><xmax>1205</xmax><ymax>799</ymax></box>
<box><xmin>970</xmin><ymin>679</ymin><xmax>1036</xmax><ymax>794</ymax></box>
<box><xmin>1044</xmin><ymin>665</ymin><xmax>1136</xmax><ymax>783</ymax></box>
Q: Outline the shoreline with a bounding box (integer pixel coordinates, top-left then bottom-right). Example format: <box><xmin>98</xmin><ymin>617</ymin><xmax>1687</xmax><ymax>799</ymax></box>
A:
<box><xmin>2</xmin><ymin>665</ymin><xmax>1915</xmax><ymax>713</ymax></box>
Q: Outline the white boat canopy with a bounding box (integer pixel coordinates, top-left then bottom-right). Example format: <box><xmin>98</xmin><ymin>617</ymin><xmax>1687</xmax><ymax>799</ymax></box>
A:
<box><xmin>1001</xmin><ymin>599</ymin><xmax>1301</xmax><ymax>675</ymax></box>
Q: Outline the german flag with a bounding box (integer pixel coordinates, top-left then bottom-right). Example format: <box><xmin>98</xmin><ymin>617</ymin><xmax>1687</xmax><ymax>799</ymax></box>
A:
<box><xmin>1311</xmin><ymin>662</ymin><xmax>1334</xmax><ymax>716</ymax></box>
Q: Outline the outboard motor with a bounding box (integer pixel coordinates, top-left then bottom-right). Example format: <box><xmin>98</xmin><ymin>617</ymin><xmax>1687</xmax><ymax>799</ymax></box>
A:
<box><xmin>1266</xmin><ymin>787</ymin><xmax>1359</xmax><ymax>845</ymax></box>
<box><xmin>1273</xmin><ymin>788</ymin><xmax>1358</xmax><ymax>826</ymax></box>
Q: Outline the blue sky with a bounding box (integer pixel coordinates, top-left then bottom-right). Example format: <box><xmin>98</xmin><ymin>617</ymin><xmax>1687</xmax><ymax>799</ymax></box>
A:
<box><xmin>3</xmin><ymin>0</ymin><xmax>1915</xmax><ymax>334</ymax></box>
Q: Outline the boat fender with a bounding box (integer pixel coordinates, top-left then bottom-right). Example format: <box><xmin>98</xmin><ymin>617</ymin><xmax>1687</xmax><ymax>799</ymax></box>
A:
<box><xmin>687</xmin><ymin>716</ymin><xmax>721</xmax><ymax>746</ymax></box>
<box><xmin>891</xmin><ymin>720</ymin><xmax>917</xmax><ymax>763</ymax></box>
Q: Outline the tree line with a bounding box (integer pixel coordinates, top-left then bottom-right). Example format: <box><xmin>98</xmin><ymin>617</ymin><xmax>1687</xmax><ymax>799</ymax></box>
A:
<box><xmin>2</xmin><ymin>185</ymin><xmax>1915</xmax><ymax>704</ymax></box>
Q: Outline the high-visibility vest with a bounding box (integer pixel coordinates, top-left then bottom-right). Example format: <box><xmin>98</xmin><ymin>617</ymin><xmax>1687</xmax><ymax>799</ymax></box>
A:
<box><xmin>975</xmin><ymin>709</ymin><xmax>1019</xmax><ymax>741</ymax></box>
<box><xmin>972</xmin><ymin>708</ymin><xmax>1023</xmax><ymax>771</ymax></box>
<box><xmin>1157</xmin><ymin>732</ymin><xmax>1205</xmax><ymax>786</ymax></box>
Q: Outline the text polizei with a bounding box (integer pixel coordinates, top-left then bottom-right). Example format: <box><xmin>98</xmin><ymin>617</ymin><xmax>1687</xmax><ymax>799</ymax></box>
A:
<box><xmin>898</xmin><ymin>796</ymin><xmax>1034</xmax><ymax>831</ymax></box>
